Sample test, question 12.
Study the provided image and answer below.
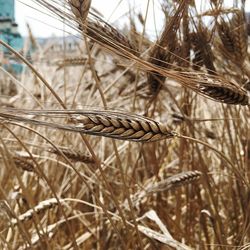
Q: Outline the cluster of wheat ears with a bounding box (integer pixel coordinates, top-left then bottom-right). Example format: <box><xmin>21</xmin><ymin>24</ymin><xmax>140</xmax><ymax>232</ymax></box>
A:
<box><xmin>0</xmin><ymin>0</ymin><xmax>250</xmax><ymax>249</ymax></box>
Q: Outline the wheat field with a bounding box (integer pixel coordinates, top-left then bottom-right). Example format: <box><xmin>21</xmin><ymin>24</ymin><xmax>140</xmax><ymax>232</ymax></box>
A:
<box><xmin>0</xmin><ymin>0</ymin><xmax>250</xmax><ymax>249</ymax></box>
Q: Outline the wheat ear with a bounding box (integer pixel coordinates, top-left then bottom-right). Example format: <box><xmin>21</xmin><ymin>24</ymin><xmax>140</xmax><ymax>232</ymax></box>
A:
<box><xmin>55</xmin><ymin>56</ymin><xmax>87</xmax><ymax>69</ymax></box>
<box><xmin>13</xmin><ymin>156</ymin><xmax>34</xmax><ymax>172</ymax></box>
<box><xmin>85</xmin><ymin>18</ymin><xmax>138</xmax><ymax>56</ymax></box>
<box><xmin>199</xmin><ymin>84</ymin><xmax>248</xmax><ymax>105</ymax></box>
<box><xmin>124</xmin><ymin>171</ymin><xmax>202</xmax><ymax>209</ymax></box>
<box><xmin>68</xmin><ymin>0</ymin><xmax>91</xmax><ymax>24</ymax></box>
<box><xmin>147</xmin><ymin>0</ymin><xmax>187</xmax><ymax>94</ymax></box>
<box><xmin>48</xmin><ymin>147</ymin><xmax>95</xmax><ymax>164</ymax></box>
<box><xmin>178</xmin><ymin>72</ymin><xmax>249</xmax><ymax>105</ymax></box>
<box><xmin>218</xmin><ymin>9</ymin><xmax>247</xmax><ymax>64</ymax></box>
<box><xmin>190</xmin><ymin>28</ymin><xmax>216</xmax><ymax>74</ymax></box>
<box><xmin>148</xmin><ymin>170</ymin><xmax>202</xmax><ymax>192</ymax></box>
<box><xmin>10</xmin><ymin>198</ymin><xmax>64</xmax><ymax>227</ymax></box>
<box><xmin>71</xmin><ymin>110</ymin><xmax>175</xmax><ymax>142</ymax></box>
<box><xmin>68</xmin><ymin>0</ymin><xmax>138</xmax><ymax>56</ymax></box>
<box><xmin>0</xmin><ymin>109</ymin><xmax>176</xmax><ymax>142</ymax></box>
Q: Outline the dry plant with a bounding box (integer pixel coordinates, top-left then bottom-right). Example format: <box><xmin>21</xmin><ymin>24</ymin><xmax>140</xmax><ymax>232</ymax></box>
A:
<box><xmin>0</xmin><ymin>0</ymin><xmax>250</xmax><ymax>249</ymax></box>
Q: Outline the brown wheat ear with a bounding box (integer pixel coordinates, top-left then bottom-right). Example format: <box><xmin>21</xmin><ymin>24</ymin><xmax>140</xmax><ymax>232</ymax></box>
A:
<box><xmin>55</xmin><ymin>56</ymin><xmax>87</xmax><ymax>70</ymax></box>
<box><xmin>48</xmin><ymin>147</ymin><xmax>95</xmax><ymax>164</ymax></box>
<box><xmin>199</xmin><ymin>84</ymin><xmax>249</xmax><ymax>105</ymax></box>
<box><xmin>190</xmin><ymin>28</ymin><xmax>216</xmax><ymax>75</ymax></box>
<box><xmin>71</xmin><ymin>110</ymin><xmax>175</xmax><ymax>142</ymax></box>
<box><xmin>124</xmin><ymin>171</ymin><xmax>202</xmax><ymax>210</ymax></box>
<box><xmin>147</xmin><ymin>0</ymin><xmax>187</xmax><ymax>95</ymax></box>
<box><xmin>13</xmin><ymin>155</ymin><xmax>34</xmax><ymax>172</ymax></box>
<box><xmin>85</xmin><ymin>18</ymin><xmax>139</xmax><ymax>56</ymax></box>
<box><xmin>218</xmin><ymin>9</ymin><xmax>248</xmax><ymax>65</ymax></box>
<box><xmin>68</xmin><ymin>0</ymin><xmax>138</xmax><ymax>57</ymax></box>
<box><xmin>149</xmin><ymin>170</ymin><xmax>202</xmax><ymax>192</ymax></box>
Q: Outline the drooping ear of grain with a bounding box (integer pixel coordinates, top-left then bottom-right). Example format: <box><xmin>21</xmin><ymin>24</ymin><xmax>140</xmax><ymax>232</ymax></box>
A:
<box><xmin>124</xmin><ymin>171</ymin><xmax>202</xmax><ymax>209</ymax></box>
<box><xmin>55</xmin><ymin>57</ymin><xmax>87</xmax><ymax>70</ymax></box>
<box><xmin>178</xmin><ymin>72</ymin><xmax>249</xmax><ymax>105</ymax></box>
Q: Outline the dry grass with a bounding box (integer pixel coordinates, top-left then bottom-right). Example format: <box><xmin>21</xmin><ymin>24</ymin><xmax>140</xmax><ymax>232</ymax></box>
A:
<box><xmin>0</xmin><ymin>0</ymin><xmax>250</xmax><ymax>249</ymax></box>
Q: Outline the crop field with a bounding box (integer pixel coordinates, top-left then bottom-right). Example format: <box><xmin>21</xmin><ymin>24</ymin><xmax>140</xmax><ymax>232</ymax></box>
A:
<box><xmin>0</xmin><ymin>0</ymin><xmax>249</xmax><ymax>249</ymax></box>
